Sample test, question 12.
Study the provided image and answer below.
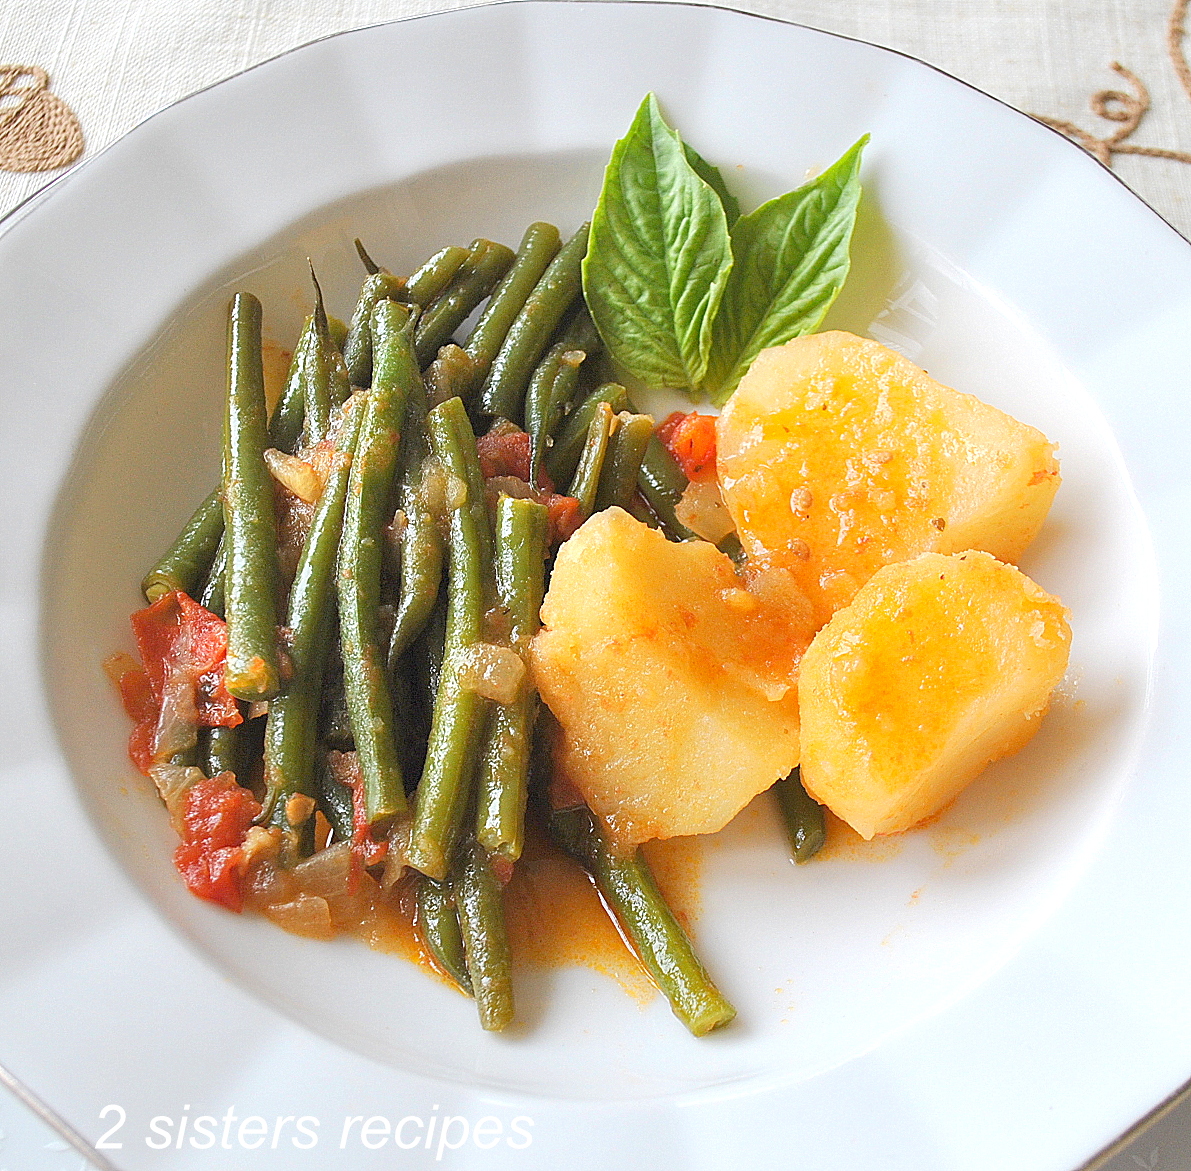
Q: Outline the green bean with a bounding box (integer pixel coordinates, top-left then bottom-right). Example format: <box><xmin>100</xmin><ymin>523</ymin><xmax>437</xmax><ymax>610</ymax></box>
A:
<box><xmin>198</xmin><ymin>538</ymin><xmax>238</xmax><ymax>781</ymax></box>
<box><xmin>626</xmin><ymin>495</ymin><xmax>661</xmax><ymax>529</ymax></box>
<box><xmin>301</xmin><ymin>267</ymin><xmax>351</xmax><ymax>446</ymax></box>
<box><xmin>524</xmin><ymin>343</ymin><xmax>585</xmax><ymax>485</ymax></box>
<box><xmin>567</xmin><ymin>402</ymin><xmax>613</xmax><ymax>518</ymax></box>
<box><xmin>549</xmin><ymin>804</ymin><xmax>736</xmax><ymax>1036</ymax></box>
<box><xmin>595</xmin><ymin>412</ymin><xmax>654</xmax><ymax>514</ymax></box>
<box><xmin>477</xmin><ymin>223</ymin><xmax>589</xmax><ymax>423</ymax></box>
<box><xmin>415</xmin><ymin>875</ymin><xmax>473</xmax><ymax>996</ymax></box>
<box><xmin>318</xmin><ymin>641</ymin><xmax>354</xmax><ymax>749</ymax></box>
<box><xmin>343</xmin><ymin>256</ymin><xmax>407</xmax><ymax>387</ymax></box>
<box><xmin>424</xmin><ymin>344</ymin><xmax>483</xmax><ymax>408</ymax></box>
<box><xmin>773</xmin><ymin>768</ymin><xmax>826</xmax><ymax>864</ymax></box>
<box><xmin>198</xmin><ymin>535</ymin><xmax>228</xmax><ymax>616</ymax></box>
<box><xmin>201</xmin><ymin>725</ymin><xmax>238</xmax><ymax>780</ymax></box>
<box><xmin>464</xmin><ymin>222</ymin><xmax>560</xmax><ymax>373</ymax></box>
<box><xmin>327</xmin><ymin>315</ymin><xmax>348</xmax><ymax>353</ymax></box>
<box><xmin>404</xmin><ymin>245</ymin><xmax>469</xmax><ymax>308</ymax></box>
<box><xmin>264</xmin><ymin>394</ymin><xmax>365</xmax><ymax>859</ymax></box>
<box><xmin>475</xmin><ymin>496</ymin><xmax>549</xmax><ymax>861</ymax></box>
<box><xmin>409</xmin><ymin>396</ymin><xmax>493</xmax><ymax>879</ymax></box>
<box><xmin>638</xmin><ymin>435</ymin><xmax>701</xmax><ymax>542</ymax></box>
<box><xmin>413</xmin><ymin>239</ymin><xmax>515</xmax><ymax>368</ymax></box>
<box><xmin>337</xmin><ymin>302</ymin><xmax>416</xmax><ymax>830</ymax></box>
<box><xmin>453</xmin><ymin>840</ymin><xmax>514</xmax><ymax>1030</ymax></box>
<box><xmin>316</xmin><ymin>751</ymin><xmax>354</xmax><ymax>843</ymax></box>
<box><xmin>546</xmin><ymin>382</ymin><xmax>628</xmax><ymax>487</ymax></box>
<box><xmin>141</xmin><ymin>491</ymin><xmax>224</xmax><ymax>603</ymax></box>
<box><xmin>270</xmin><ymin>322</ymin><xmax>316</xmax><ymax>455</ymax></box>
<box><xmin>386</xmin><ymin>348</ymin><xmax>444</xmax><ymax>669</ymax></box>
<box><xmin>222</xmin><ymin>292</ymin><xmax>282</xmax><ymax>702</ymax></box>
<box><xmin>556</xmin><ymin>301</ymin><xmax>601</xmax><ymax>357</ymax></box>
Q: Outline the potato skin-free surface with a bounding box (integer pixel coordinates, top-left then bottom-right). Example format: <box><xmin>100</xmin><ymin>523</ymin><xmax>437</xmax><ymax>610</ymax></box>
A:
<box><xmin>716</xmin><ymin>331</ymin><xmax>1060</xmax><ymax>625</ymax></box>
<box><xmin>797</xmin><ymin>550</ymin><xmax>1071</xmax><ymax>839</ymax></box>
<box><xmin>530</xmin><ymin>508</ymin><xmax>815</xmax><ymax>849</ymax></box>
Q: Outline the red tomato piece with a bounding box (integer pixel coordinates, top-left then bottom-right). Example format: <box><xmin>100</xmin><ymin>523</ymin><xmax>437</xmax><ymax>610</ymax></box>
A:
<box><xmin>656</xmin><ymin>412</ymin><xmax>718</xmax><ymax>482</ymax></box>
<box><xmin>545</xmin><ymin>494</ymin><xmax>584</xmax><ymax>544</ymax></box>
<box><xmin>124</xmin><ymin>590</ymin><xmax>242</xmax><ymax>774</ymax></box>
<box><xmin>477</xmin><ymin>427</ymin><xmax>532</xmax><ymax>483</ymax></box>
<box><xmin>173</xmin><ymin>774</ymin><xmax>262</xmax><ymax>912</ymax></box>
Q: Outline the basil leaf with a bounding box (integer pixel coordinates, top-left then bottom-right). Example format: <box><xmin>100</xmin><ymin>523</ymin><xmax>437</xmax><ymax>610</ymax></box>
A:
<box><xmin>683</xmin><ymin>142</ymin><xmax>741</xmax><ymax>228</ymax></box>
<box><xmin>583</xmin><ymin>94</ymin><xmax>733</xmax><ymax>392</ymax></box>
<box><xmin>704</xmin><ymin>136</ymin><xmax>868</xmax><ymax>404</ymax></box>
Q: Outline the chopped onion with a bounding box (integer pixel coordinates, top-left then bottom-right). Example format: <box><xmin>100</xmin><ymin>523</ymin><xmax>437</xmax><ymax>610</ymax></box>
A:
<box><xmin>264</xmin><ymin>447</ymin><xmax>322</xmax><ymax>503</ymax></box>
<box><xmin>263</xmin><ymin>893</ymin><xmax>335</xmax><ymax>940</ymax></box>
<box><xmin>455</xmin><ymin>643</ymin><xmax>525</xmax><ymax>703</ymax></box>
<box><xmin>291</xmin><ymin>841</ymin><xmax>354</xmax><ymax>899</ymax></box>
<box><xmin>421</xmin><ymin>457</ymin><xmax>467</xmax><ymax>517</ymax></box>
<box><xmin>675</xmin><ymin>479</ymin><xmax>736</xmax><ymax>543</ymax></box>
<box><xmin>146</xmin><ymin>763</ymin><xmax>206</xmax><ymax>832</ymax></box>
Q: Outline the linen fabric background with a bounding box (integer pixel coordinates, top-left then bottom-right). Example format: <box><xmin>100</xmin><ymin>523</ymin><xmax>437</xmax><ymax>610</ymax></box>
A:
<box><xmin>1</xmin><ymin>2</ymin><xmax>1188</xmax><ymax>1170</ymax></box>
<box><xmin>4</xmin><ymin>0</ymin><xmax>1191</xmax><ymax>234</ymax></box>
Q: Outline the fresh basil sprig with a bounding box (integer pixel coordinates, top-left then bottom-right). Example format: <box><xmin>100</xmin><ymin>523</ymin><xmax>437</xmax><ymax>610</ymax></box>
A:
<box><xmin>703</xmin><ymin>135</ymin><xmax>867</xmax><ymax>404</ymax></box>
<box><xmin>583</xmin><ymin>94</ymin><xmax>867</xmax><ymax>405</ymax></box>
<box><xmin>582</xmin><ymin>94</ymin><xmax>733</xmax><ymax>392</ymax></box>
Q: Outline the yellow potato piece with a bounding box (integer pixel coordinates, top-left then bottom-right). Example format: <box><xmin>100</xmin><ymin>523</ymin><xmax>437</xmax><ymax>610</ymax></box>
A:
<box><xmin>716</xmin><ymin>331</ymin><xmax>1060</xmax><ymax>625</ymax></box>
<box><xmin>530</xmin><ymin>508</ymin><xmax>815</xmax><ymax>850</ymax></box>
<box><xmin>798</xmin><ymin>551</ymin><xmax>1071</xmax><ymax>839</ymax></box>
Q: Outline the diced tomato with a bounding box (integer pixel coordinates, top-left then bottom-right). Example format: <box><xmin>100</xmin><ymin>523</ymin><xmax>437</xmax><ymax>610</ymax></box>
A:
<box><xmin>123</xmin><ymin>591</ymin><xmax>242</xmax><ymax>774</ymax></box>
<box><xmin>173</xmin><ymin>774</ymin><xmax>262</xmax><ymax>912</ymax></box>
<box><xmin>477</xmin><ymin>424</ymin><xmax>556</xmax><ymax>492</ymax></box>
<box><xmin>545</xmin><ymin>494</ymin><xmax>584</xmax><ymax>544</ymax></box>
<box><xmin>478</xmin><ymin>427</ymin><xmax>532</xmax><ymax>483</ymax></box>
<box><xmin>656</xmin><ymin>411</ymin><xmax>718</xmax><ymax>482</ymax></box>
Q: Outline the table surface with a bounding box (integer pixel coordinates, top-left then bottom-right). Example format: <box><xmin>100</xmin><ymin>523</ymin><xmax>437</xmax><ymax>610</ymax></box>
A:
<box><xmin>1</xmin><ymin>1</ymin><xmax>1188</xmax><ymax>1168</ymax></box>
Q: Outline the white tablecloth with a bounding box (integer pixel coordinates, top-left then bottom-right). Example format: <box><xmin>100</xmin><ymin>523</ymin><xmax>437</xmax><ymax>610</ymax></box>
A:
<box><xmin>1</xmin><ymin>2</ymin><xmax>1189</xmax><ymax>1168</ymax></box>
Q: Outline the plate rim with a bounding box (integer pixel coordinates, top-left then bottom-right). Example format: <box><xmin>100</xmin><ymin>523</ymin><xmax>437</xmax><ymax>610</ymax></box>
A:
<box><xmin>0</xmin><ymin>5</ymin><xmax>1186</xmax><ymax>1169</ymax></box>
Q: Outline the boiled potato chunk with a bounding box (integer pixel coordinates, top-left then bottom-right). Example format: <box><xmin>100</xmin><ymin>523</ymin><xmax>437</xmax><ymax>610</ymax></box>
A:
<box><xmin>717</xmin><ymin>331</ymin><xmax>1060</xmax><ymax>625</ymax></box>
<box><xmin>530</xmin><ymin>507</ymin><xmax>815</xmax><ymax>849</ymax></box>
<box><xmin>798</xmin><ymin>551</ymin><xmax>1071</xmax><ymax>839</ymax></box>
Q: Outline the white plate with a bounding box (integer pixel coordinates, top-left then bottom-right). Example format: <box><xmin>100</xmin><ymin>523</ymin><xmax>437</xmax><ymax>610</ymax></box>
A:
<box><xmin>1</xmin><ymin>3</ymin><xmax>1188</xmax><ymax>1168</ymax></box>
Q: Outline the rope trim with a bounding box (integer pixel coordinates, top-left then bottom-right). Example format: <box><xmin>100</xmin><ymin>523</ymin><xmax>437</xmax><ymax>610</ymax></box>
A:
<box><xmin>0</xmin><ymin>64</ymin><xmax>84</xmax><ymax>174</ymax></box>
<box><xmin>1033</xmin><ymin>0</ymin><xmax>1191</xmax><ymax>167</ymax></box>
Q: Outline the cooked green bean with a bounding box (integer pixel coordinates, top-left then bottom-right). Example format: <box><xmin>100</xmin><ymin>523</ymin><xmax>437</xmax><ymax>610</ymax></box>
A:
<box><xmin>556</xmin><ymin>301</ymin><xmax>601</xmax><ymax>357</ymax></box>
<box><xmin>404</xmin><ymin>244</ymin><xmax>469</xmax><ymax>308</ymax></box>
<box><xmin>567</xmin><ymin>402</ymin><xmax>613</xmax><ymax>518</ymax></box>
<box><xmin>549</xmin><ymin>804</ymin><xmax>736</xmax><ymax>1036</ymax></box>
<box><xmin>453</xmin><ymin>841</ymin><xmax>514</xmax><ymax>1030</ymax></box>
<box><xmin>301</xmin><ymin>268</ymin><xmax>351</xmax><ymax>446</ymax></box>
<box><xmin>201</xmin><ymin>725</ymin><xmax>239</xmax><ymax>780</ymax></box>
<box><xmin>386</xmin><ymin>350</ymin><xmax>444</xmax><ymax>668</ymax></box>
<box><xmin>413</xmin><ymin>239</ymin><xmax>515</xmax><ymax>368</ymax></box>
<box><xmin>595</xmin><ymin>412</ymin><xmax>654</xmax><ymax>514</ymax></box>
<box><xmin>415</xmin><ymin>875</ymin><xmax>473</xmax><ymax>996</ymax></box>
<box><xmin>318</xmin><ymin>642</ymin><xmax>354</xmax><ymax>749</ymax></box>
<box><xmin>337</xmin><ymin>302</ymin><xmax>416</xmax><ymax>829</ymax></box>
<box><xmin>477</xmin><ymin>223</ymin><xmax>589</xmax><ymax>423</ymax></box>
<box><xmin>773</xmin><ymin>768</ymin><xmax>826</xmax><ymax>864</ymax></box>
<box><xmin>141</xmin><ymin>490</ymin><xmax>224</xmax><ymax>603</ymax></box>
<box><xmin>198</xmin><ymin>535</ymin><xmax>228</xmax><ymax>615</ymax></box>
<box><xmin>265</xmin><ymin>395</ymin><xmax>365</xmax><ymax>858</ymax></box>
<box><xmin>546</xmin><ymin>382</ymin><xmax>628</xmax><ymax>487</ymax></box>
<box><xmin>343</xmin><ymin>256</ymin><xmax>408</xmax><ymax>387</ymax></box>
<box><xmin>409</xmin><ymin>396</ymin><xmax>493</xmax><ymax>879</ymax></box>
<box><xmin>315</xmin><ymin>751</ymin><xmax>354</xmax><ymax>843</ymax></box>
<box><xmin>475</xmin><ymin>496</ymin><xmax>549</xmax><ymax>861</ymax></box>
<box><xmin>638</xmin><ymin>435</ymin><xmax>701</xmax><ymax>542</ymax></box>
<box><xmin>222</xmin><ymin>292</ymin><xmax>282</xmax><ymax>702</ymax></box>
<box><xmin>269</xmin><ymin>326</ymin><xmax>314</xmax><ymax>456</ymax></box>
<box><xmin>464</xmin><ymin>222</ymin><xmax>560</xmax><ymax>374</ymax></box>
<box><xmin>524</xmin><ymin>343</ymin><xmax>585</xmax><ymax>484</ymax></box>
